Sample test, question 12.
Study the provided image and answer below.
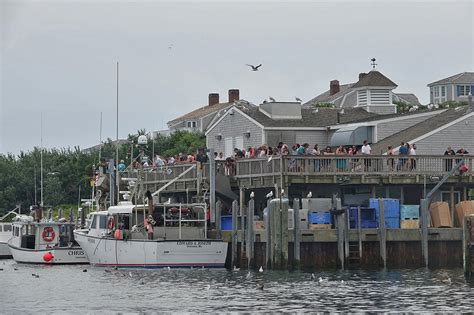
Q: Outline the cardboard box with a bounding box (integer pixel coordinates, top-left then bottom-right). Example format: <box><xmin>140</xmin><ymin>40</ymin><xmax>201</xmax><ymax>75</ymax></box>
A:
<box><xmin>308</xmin><ymin>224</ymin><xmax>332</xmax><ymax>230</ymax></box>
<box><xmin>454</xmin><ymin>201</ymin><xmax>474</xmax><ymax>227</ymax></box>
<box><xmin>429</xmin><ymin>201</ymin><xmax>453</xmax><ymax>228</ymax></box>
<box><xmin>400</xmin><ymin>219</ymin><xmax>419</xmax><ymax>229</ymax></box>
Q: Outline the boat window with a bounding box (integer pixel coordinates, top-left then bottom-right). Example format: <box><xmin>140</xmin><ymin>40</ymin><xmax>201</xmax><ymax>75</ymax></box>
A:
<box><xmin>0</xmin><ymin>225</ymin><xmax>2</xmax><ymax>232</ymax></box>
<box><xmin>90</xmin><ymin>215</ymin><xmax>97</xmax><ymax>229</ymax></box>
<box><xmin>99</xmin><ymin>215</ymin><xmax>107</xmax><ymax>229</ymax></box>
<box><xmin>3</xmin><ymin>225</ymin><xmax>11</xmax><ymax>232</ymax></box>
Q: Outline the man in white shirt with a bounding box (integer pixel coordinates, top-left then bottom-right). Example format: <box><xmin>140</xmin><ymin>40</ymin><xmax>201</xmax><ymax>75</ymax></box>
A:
<box><xmin>361</xmin><ymin>140</ymin><xmax>371</xmax><ymax>171</ymax></box>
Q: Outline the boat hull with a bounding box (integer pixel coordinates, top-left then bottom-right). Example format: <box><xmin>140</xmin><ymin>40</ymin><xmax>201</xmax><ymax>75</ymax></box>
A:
<box><xmin>8</xmin><ymin>244</ymin><xmax>88</xmax><ymax>264</ymax></box>
<box><xmin>74</xmin><ymin>231</ymin><xmax>228</xmax><ymax>268</ymax></box>
<box><xmin>0</xmin><ymin>242</ymin><xmax>12</xmax><ymax>258</ymax></box>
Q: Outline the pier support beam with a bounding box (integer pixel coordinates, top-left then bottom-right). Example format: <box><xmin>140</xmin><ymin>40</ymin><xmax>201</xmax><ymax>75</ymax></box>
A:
<box><xmin>231</xmin><ymin>200</ymin><xmax>238</xmax><ymax>268</ymax></box>
<box><xmin>246</xmin><ymin>198</ymin><xmax>255</xmax><ymax>269</ymax></box>
<box><xmin>293</xmin><ymin>198</ymin><xmax>301</xmax><ymax>269</ymax></box>
<box><xmin>463</xmin><ymin>216</ymin><xmax>473</xmax><ymax>278</ymax></box>
<box><xmin>420</xmin><ymin>198</ymin><xmax>429</xmax><ymax>267</ymax></box>
<box><xmin>215</xmin><ymin>200</ymin><xmax>222</xmax><ymax>239</ymax></box>
<box><xmin>265</xmin><ymin>199</ymin><xmax>271</xmax><ymax>269</ymax></box>
<box><xmin>378</xmin><ymin>198</ymin><xmax>387</xmax><ymax>268</ymax></box>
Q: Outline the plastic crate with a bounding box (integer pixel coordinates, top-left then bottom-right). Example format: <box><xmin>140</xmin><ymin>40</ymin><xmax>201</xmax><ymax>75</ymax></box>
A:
<box><xmin>369</xmin><ymin>198</ymin><xmax>400</xmax><ymax>220</ymax></box>
<box><xmin>400</xmin><ymin>205</ymin><xmax>420</xmax><ymax>220</ymax></box>
<box><xmin>384</xmin><ymin>217</ymin><xmax>400</xmax><ymax>229</ymax></box>
<box><xmin>221</xmin><ymin>216</ymin><xmax>232</xmax><ymax>231</ymax></box>
<box><xmin>308</xmin><ymin>211</ymin><xmax>332</xmax><ymax>224</ymax></box>
<box><xmin>348</xmin><ymin>207</ymin><xmax>377</xmax><ymax>228</ymax></box>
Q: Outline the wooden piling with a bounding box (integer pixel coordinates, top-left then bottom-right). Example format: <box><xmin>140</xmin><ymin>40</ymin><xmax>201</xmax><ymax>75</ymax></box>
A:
<box><xmin>281</xmin><ymin>198</ymin><xmax>289</xmax><ymax>270</ymax></box>
<box><xmin>270</xmin><ymin>200</ymin><xmax>279</xmax><ymax>268</ymax></box>
<box><xmin>293</xmin><ymin>198</ymin><xmax>301</xmax><ymax>269</ymax></box>
<box><xmin>378</xmin><ymin>198</ymin><xmax>386</xmax><ymax>268</ymax></box>
<box><xmin>336</xmin><ymin>213</ymin><xmax>345</xmax><ymax>270</ymax></box>
<box><xmin>463</xmin><ymin>216</ymin><xmax>472</xmax><ymax>278</ymax></box>
<box><xmin>246</xmin><ymin>199</ymin><xmax>255</xmax><ymax>269</ymax></box>
<box><xmin>240</xmin><ymin>187</ymin><xmax>245</xmax><ymax>262</ymax></box>
<box><xmin>215</xmin><ymin>200</ymin><xmax>222</xmax><ymax>239</ymax></box>
<box><xmin>358</xmin><ymin>206</ymin><xmax>362</xmax><ymax>259</ymax></box>
<box><xmin>265</xmin><ymin>199</ymin><xmax>271</xmax><ymax>269</ymax></box>
<box><xmin>420</xmin><ymin>198</ymin><xmax>429</xmax><ymax>266</ymax></box>
<box><xmin>231</xmin><ymin>200</ymin><xmax>238</xmax><ymax>268</ymax></box>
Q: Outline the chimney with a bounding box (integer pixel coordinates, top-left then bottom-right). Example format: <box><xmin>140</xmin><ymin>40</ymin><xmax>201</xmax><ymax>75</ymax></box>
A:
<box><xmin>330</xmin><ymin>80</ymin><xmax>340</xmax><ymax>96</ymax></box>
<box><xmin>208</xmin><ymin>93</ymin><xmax>219</xmax><ymax>106</ymax></box>
<box><xmin>359</xmin><ymin>73</ymin><xmax>367</xmax><ymax>81</ymax></box>
<box><xmin>228</xmin><ymin>89</ymin><xmax>240</xmax><ymax>103</ymax></box>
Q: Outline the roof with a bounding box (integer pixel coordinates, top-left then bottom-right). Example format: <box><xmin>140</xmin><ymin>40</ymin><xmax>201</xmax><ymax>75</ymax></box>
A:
<box><xmin>303</xmin><ymin>83</ymin><xmax>355</xmax><ymax>107</ymax></box>
<box><xmin>238</xmin><ymin>105</ymin><xmax>378</xmax><ymax>128</ymax></box>
<box><xmin>371</xmin><ymin>106</ymin><xmax>474</xmax><ymax>154</ymax></box>
<box><xmin>344</xmin><ymin>108</ymin><xmax>444</xmax><ymax>124</ymax></box>
<box><xmin>428</xmin><ymin>72</ymin><xmax>474</xmax><ymax>86</ymax></box>
<box><xmin>168</xmin><ymin>102</ymin><xmax>234</xmax><ymax>125</ymax></box>
<box><xmin>394</xmin><ymin>93</ymin><xmax>421</xmax><ymax>106</ymax></box>
<box><xmin>352</xmin><ymin>70</ymin><xmax>398</xmax><ymax>88</ymax></box>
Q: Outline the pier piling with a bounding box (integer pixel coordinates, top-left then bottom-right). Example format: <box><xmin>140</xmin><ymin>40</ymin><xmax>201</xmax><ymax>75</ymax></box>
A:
<box><xmin>246</xmin><ymin>198</ymin><xmax>255</xmax><ymax>269</ymax></box>
<box><xmin>231</xmin><ymin>200</ymin><xmax>238</xmax><ymax>268</ymax></box>
<box><xmin>293</xmin><ymin>198</ymin><xmax>301</xmax><ymax>269</ymax></box>
<box><xmin>378</xmin><ymin>198</ymin><xmax>387</xmax><ymax>268</ymax></box>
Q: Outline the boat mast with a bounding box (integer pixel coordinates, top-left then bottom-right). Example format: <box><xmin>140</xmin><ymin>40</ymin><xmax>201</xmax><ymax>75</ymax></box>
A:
<box><xmin>98</xmin><ymin>111</ymin><xmax>103</xmax><ymax>162</ymax></box>
<box><xmin>115</xmin><ymin>61</ymin><xmax>120</xmax><ymax>206</ymax></box>
<box><xmin>40</xmin><ymin>113</ymin><xmax>44</xmax><ymax>207</ymax></box>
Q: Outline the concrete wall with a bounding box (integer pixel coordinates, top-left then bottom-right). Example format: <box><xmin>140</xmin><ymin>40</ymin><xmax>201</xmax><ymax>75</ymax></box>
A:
<box><xmin>206</xmin><ymin>110</ymin><xmax>262</xmax><ymax>155</ymax></box>
<box><xmin>412</xmin><ymin>114</ymin><xmax>474</xmax><ymax>154</ymax></box>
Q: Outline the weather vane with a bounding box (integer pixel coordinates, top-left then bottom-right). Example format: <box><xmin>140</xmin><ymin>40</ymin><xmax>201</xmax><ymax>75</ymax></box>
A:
<box><xmin>371</xmin><ymin>58</ymin><xmax>377</xmax><ymax>69</ymax></box>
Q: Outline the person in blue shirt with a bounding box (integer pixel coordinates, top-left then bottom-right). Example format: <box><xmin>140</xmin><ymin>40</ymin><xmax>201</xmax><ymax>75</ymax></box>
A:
<box><xmin>397</xmin><ymin>142</ymin><xmax>408</xmax><ymax>171</ymax></box>
<box><xmin>117</xmin><ymin>160</ymin><xmax>126</xmax><ymax>172</ymax></box>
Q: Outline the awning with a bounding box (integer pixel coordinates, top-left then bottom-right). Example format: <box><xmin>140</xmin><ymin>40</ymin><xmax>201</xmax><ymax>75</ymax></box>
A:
<box><xmin>330</xmin><ymin>126</ymin><xmax>373</xmax><ymax>147</ymax></box>
<box><xmin>108</xmin><ymin>201</ymin><xmax>136</xmax><ymax>215</ymax></box>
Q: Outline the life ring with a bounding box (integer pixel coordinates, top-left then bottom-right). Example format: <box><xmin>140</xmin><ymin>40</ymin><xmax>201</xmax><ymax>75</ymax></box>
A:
<box><xmin>107</xmin><ymin>216</ymin><xmax>115</xmax><ymax>230</ymax></box>
<box><xmin>42</xmin><ymin>227</ymin><xmax>55</xmax><ymax>242</ymax></box>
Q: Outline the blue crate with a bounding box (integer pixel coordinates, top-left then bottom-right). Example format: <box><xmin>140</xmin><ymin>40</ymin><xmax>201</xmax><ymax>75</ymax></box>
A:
<box><xmin>308</xmin><ymin>211</ymin><xmax>332</xmax><ymax>224</ymax></box>
<box><xmin>384</xmin><ymin>217</ymin><xmax>400</xmax><ymax>229</ymax></box>
<box><xmin>369</xmin><ymin>198</ymin><xmax>400</xmax><ymax>220</ymax></box>
<box><xmin>360</xmin><ymin>220</ymin><xmax>378</xmax><ymax>228</ymax></box>
<box><xmin>221</xmin><ymin>216</ymin><xmax>232</xmax><ymax>231</ymax></box>
<box><xmin>400</xmin><ymin>205</ymin><xmax>420</xmax><ymax>220</ymax></box>
<box><xmin>348</xmin><ymin>207</ymin><xmax>378</xmax><ymax>228</ymax></box>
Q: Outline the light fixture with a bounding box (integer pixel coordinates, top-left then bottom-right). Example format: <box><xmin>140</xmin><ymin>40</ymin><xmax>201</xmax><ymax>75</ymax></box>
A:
<box><xmin>215</xmin><ymin>134</ymin><xmax>222</xmax><ymax>141</ymax></box>
<box><xmin>244</xmin><ymin>131</ymin><xmax>250</xmax><ymax>138</ymax></box>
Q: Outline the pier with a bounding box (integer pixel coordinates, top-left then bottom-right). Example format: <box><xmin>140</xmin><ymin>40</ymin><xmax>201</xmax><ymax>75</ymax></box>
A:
<box><xmin>110</xmin><ymin>155</ymin><xmax>474</xmax><ymax>270</ymax></box>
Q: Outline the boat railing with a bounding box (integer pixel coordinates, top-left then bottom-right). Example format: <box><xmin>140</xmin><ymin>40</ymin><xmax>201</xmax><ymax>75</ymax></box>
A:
<box><xmin>161</xmin><ymin>203</ymin><xmax>208</xmax><ymax>239</ymax></box>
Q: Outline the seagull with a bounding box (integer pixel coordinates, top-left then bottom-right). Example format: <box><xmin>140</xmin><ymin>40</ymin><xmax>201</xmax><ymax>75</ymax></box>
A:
<box><xmin>206</xmin><ymin>284</ymin><xmax>211</xmax><ymax>290</ymax></box>
<box><xmin>341</xmin><ymin>280</ymin><xmax>344</xmax><ymax>284</ymax></box>
<box><xmin>307</xmin><ymin>191</ymin><xmax>312</xmax><ymax>198</ymax></box>
<box><xmin>266</xmin><ymin>191</ymin><xmax>273</xmax><ymax>199</ymax></box>
<box><xmin>269</xmin><ymin>96</ymin><xmax>276</xmax><ymax>102</ymax></box>
<box><xmin>166</xmin><ymin>266</ymin><xmax>171</xmax><ymax>270</ymax></box>
<box><xmin>281</xmin><ymin>188</ymin><xmax>285</xmax><ymax>196</ymax></box>
<box><xmin>246</xmin><ymin>272</ymin><xmax>252</xmax><ymax>279</ymax></box>
<box><xmin>104</xmin><ymin>269</ymin><xmax>112</xmax><ymax>273</ymax></box>
<box><xmin>311</xmin><ymin>273</ymin><xmax>316</xmax><ymax>281</ymax></box>
<box><xmin>32</xmin><ymin>273</ymin><xmax>40</xmax><ymax>278</ymax></box>
<box><xmin>267</xmin><ymin>156</ymin><xmax>272</xmax><ymax>163</ymax></box>
<box><xmin>129</xmin><ymin>272</ymin><xmax>133</xmax><ymax>278</ymax></box>
<box><xmin>83</xmin><ymin>269</ymin><xmax>87</xmax><ymax>273</ymax></box>
<box><xmin>250</xmin><ymin>191</ymin><xmax>255</xmax><ymax>199</ymax></box>
<box><xmin>256</xmin><ymin>283</ymin><xmax>264</xmax><ymax>290</ymax></box>
<box><xmin>246</xmin><ymin>64</ymin><xmax>262</xmax><ymax>71</ymax></box>
<box><xmin>318</xmin><ymin>277</ymin><xmax>324</xmax><ymax>283</ymax></box>
<box><xmin>295</xmin><ymin>97</ymin><xmax>302</xmax><ymax>102</ymax></box>
<box><xmin>259</xmin><ymin>266</ymin><xmax>264</xmax><ymax>273</ymax></box>
<box><xmin>233</xmin><ymin>266</ymin><xmax>240</xmax><ymax>271</ymax></box>
<box><xmin>263</xmin><ymin>99</ymin><xmax>268</xmax><ymax>103</ymax></box>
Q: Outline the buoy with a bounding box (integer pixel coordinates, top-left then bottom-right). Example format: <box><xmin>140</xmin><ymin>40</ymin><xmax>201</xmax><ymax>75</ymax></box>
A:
<box><xmin>43</xmin><ymin>251</ymin><xmax>54</xmax><ymax>262</ymax></box>
<box><xmin>114</xmin><ymin>229</ymin><xmax>121</xmax><ymax>240</ymax></box>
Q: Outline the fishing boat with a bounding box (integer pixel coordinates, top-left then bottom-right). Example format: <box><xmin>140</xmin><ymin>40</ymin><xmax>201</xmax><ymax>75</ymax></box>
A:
<box><xmin>0</xmin><ymin>207</ymin><xmax>21</xmax><ymax>258</ymax></box>
<box><xmin>74</xmin><ymin>193</ymin><xmax>228</xmax><ymax>269</ymax></box>
<box><xmin>8</xmin><ymin>207</ymin><xmax>88</xmax><ymax>264</ymax></box>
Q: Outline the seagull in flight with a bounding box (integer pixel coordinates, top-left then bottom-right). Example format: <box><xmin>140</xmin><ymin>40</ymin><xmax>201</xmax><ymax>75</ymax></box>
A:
<box><xmin>246</xmin><ymin>64</ymin><xmax>262</xmax><ymax>71</ymax></box>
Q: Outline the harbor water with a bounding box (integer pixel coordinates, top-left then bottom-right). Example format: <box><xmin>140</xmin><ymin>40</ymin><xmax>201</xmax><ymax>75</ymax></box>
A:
<box><xmin>1</xmin><ymin>259</ymin><xmax>473</xmax><ymax>313</ymax></box>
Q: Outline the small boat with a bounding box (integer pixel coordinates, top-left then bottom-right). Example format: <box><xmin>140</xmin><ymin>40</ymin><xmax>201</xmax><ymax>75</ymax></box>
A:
<box><xmin>8</xmin><ymin>210</ymin><xmax>88</xmax><ymax>264</ymax></box>
<box><xmin>74</xmin><ymin>196</ymin><xmax>228</xmax><ymax>269</ymax></box>
<box><xmin>0</xmin><ymin>207</ymin><xmax>20</xmax><ymax>258</ymax></box>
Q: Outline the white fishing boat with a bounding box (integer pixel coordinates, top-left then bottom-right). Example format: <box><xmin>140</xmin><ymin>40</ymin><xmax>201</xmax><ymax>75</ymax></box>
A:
<box><xmin>0</xmin><ymin>207</ymin><xmax>21</xmax><ymax>258</ymax></box>
<box><xmin>74</xmin><ymin>195</ymin><xmax>228</xmax><ymax>269</ymax></box>
<box><xmin>8</xmin><ymin>210</ymin><xmax>88</xmax><ymax>264</ymax></box>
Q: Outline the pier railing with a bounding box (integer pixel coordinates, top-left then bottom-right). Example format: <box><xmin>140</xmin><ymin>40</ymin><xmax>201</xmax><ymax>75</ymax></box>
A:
<box><xmin>233</xmin><ymin>155</ymin><xmax>474</xmax><ymax>178</ymax></box>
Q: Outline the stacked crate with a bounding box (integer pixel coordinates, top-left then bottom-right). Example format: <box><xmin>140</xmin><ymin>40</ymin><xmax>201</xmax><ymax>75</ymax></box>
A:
<box><xmin>369</xmin><ymin>198</ymin><xmax>400</xmax><ymax>228</ymax></box>
<box><xmin>308</xmin><ymin>211</ymin><xmax>332</xmax><ymax>229</ymax></box>
<box><xmin>348</xmin><ymin>207</ymin><xmax>378</xmax><ymax>228</ymax></box>
<box><xmin>400</xmin><ymin>205</ymin><xmax>420</xmax><ymax>228</ymax></box>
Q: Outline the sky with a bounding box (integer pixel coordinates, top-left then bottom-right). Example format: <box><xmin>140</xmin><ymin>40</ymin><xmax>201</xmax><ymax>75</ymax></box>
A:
<box><xmin>1</xmin><ymin>0</ymin><xmax>473</xmax><ymax>154</ymax></box>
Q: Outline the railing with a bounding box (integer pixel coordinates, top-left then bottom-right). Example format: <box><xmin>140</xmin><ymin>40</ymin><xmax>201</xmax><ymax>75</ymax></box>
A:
<box><xmin>232</xmin><ymin>155</ymin><xmax>474</xmax><ymax>178</ymax></box>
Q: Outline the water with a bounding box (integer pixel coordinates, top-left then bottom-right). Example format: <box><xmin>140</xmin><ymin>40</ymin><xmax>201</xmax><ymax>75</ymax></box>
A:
<box><xmin>1</xmin><ymin>259</ymin><xmax>473</xmax><ymax>313</ymax></box>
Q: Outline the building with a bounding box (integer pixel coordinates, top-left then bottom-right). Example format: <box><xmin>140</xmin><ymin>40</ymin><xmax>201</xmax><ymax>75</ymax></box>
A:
<box><xmin>167</xmin><ymin>89</ymin><xmax>241</xmax><ymax>133</ymax></box>
<box><xmin>427</xmin><ymin>72</ymin><xmax>474</xmax><ymax>105</ymax></box>
<box><xmin>304</xmin><ymin>69</ymin><xmax>421</xmax><ymax>114</ymax></box>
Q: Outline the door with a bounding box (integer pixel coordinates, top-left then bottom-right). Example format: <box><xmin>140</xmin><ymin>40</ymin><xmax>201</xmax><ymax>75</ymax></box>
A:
<box><xmin>235</xmin><ymin>136</ymin><xmax>244</xmax><ymax>151</ymax></box>
<box><xmin>225</xmin><ymin>137</ymin><xmax>233</xmax><ymax>158</ymax></box>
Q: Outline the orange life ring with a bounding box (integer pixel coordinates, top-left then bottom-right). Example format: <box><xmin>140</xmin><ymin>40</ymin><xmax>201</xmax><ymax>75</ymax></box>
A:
<box><xmin>107</xmin><ymin>216</ymin><xmax>115</xmax><ymax>230</ymax></box>
<box><xmin>42</xmin><ymin>227</ymin><xmax>55</xmax><ymax>242</ymax></box>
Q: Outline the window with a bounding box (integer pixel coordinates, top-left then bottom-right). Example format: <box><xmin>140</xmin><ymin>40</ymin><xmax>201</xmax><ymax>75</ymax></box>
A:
<box><xmin>441</xmin><ymin>86</ymin><xmax>446</xmax><ymax>97</ymax></box>
<box><xmin>0</xmin><ymin>225</ymin><xmax>2</xmax><ymax>232</ymax></box>
<box><xmin>186</xmin><ymin>121</ymin><xmax>197</xmax><ymax>128</ymax></box>
<box><xmin>90</xmin><ymin>215</ymin><xmax>97</xmax><ymax>229</ymax></box>
<box><xmin>3</xmin><ymin>225</ymin><xmax>11</xmax><ymax>232</ymax></box>
<box><xmin>457</xmin><ymin>85</ymin><xmax>472</xmax><ymax>96</ymax></box>
<box><xmin>99</xmin><ymin>215</ymin><xmax>107</xmax><ymax>229</ymax></box>
<box><xmin>433</xmin><ymin>86</ymin><xmax>439</xmax><ymax>97</ymax></box>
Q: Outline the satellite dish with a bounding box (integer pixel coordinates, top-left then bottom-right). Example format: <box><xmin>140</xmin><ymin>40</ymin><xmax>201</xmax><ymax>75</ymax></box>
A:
<box><xmin>138</xmin><ymin>135</ymin><xmax>148</xmax><ymax>145</ymax></box>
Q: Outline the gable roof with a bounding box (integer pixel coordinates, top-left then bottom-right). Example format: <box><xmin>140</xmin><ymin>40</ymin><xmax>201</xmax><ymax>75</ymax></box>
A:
<box><xmin>352</xmin><ymin>70</ymin><xmax>398</xmax><ymax>88</ymax></box>
<box><xmin>427</xmin><ymin>72</ymin><xmax>474</xmax><ymax>86</ymax></box>
<box><xmin>371</xmin><ymin>106</ymin><xmax>474</xmax><ymax>154</ymax></box>
<box><xmin>303</xmin><ymin>83</ymin><xmax>355</xmax><ymax>107</ymax></box>
<box><xmin>167</xmin><ymin>102</ymin><xmax>234</xmax><ymax>125</ymax></box>
<box><xmin>238</xmin><ymin>106</ymin><xmax>378</xmax><ymax>128</ymax></box>
<box><xmin>393</xmin><ymin>93</ymin><xmax>421</xmax><ymax>106</ymax></box>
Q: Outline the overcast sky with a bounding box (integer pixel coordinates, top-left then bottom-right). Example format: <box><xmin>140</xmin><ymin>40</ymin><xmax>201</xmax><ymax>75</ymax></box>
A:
<box><xmin>1</xmin><ymin>0</ymin><xmax>473</xmax><ymax>154</ymax></box>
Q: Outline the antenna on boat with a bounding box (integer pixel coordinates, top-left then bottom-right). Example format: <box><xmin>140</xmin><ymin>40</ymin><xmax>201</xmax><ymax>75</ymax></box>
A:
<box><xmin>98</xmin><ymin>111</ymin><xmax>103</xmax><ymax>161</ymax></box>
<box><xmin>40</xmin><ymin>112</ymin><xmax>44</xmax><ymax>207</ymax></box>
<box><xmin>115</xmin><ymin>61</ymin><xmax>120</xmax><ymax>206</ymax></box>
